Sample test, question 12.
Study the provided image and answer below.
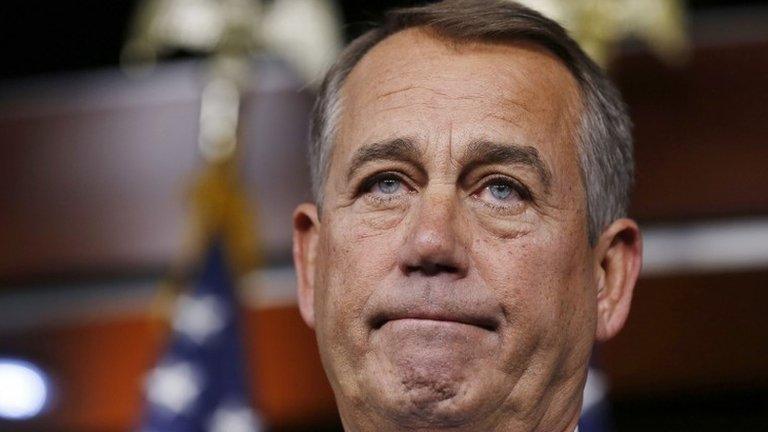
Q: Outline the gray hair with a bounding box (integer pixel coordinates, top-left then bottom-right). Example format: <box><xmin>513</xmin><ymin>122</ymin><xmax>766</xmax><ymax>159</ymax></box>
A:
<box><xmin>309</xmin><ymin>0</ymin><xmax>633</xmax><ymax>244</ymax></box>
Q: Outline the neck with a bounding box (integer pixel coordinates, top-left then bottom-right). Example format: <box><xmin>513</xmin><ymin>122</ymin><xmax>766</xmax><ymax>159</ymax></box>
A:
<box><xmin>338</xmin><ymin>400</ymin><xmax>582</xmax><ymax>432</ymax></box>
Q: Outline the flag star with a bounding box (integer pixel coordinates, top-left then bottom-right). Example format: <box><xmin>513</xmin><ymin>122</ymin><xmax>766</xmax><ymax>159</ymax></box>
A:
<box><xmin>208</xmin><ymin>403</ymin><xmax>262</xmax><ymax>432</ymax></box>
<box><xmin>145</xmin><ymin>361</ymin><xmax>203</xmax><ymax>415</ymax></box>
<box><xmin>172</xmin><ymin>294</ymin><xmax>227</xmax><ymax>344</ymax></box>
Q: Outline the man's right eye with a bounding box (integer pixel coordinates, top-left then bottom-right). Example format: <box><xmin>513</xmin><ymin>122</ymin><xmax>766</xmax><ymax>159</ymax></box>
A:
<box><xmin>359</xmin><ymin>173</ymin><xmax>409</xmax><ymax>198</ymax></box>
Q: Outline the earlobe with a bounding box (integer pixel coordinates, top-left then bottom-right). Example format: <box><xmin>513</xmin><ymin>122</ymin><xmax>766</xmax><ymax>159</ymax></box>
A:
<box><xmin>293</xmin><ymin>203</ymin><xmax>321</xmax><ymax>329</ymax></box>
<box><xmin>594</xmin><ymin>218</ymin><xmax>643</xmax><ymax>341</ymax></box>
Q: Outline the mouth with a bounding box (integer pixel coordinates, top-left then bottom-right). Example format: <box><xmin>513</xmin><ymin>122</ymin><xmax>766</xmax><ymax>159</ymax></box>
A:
<box><xmin>370</xmin><ymin>312</ymin><xmax>499</xmax><ymax>332</ymax></box>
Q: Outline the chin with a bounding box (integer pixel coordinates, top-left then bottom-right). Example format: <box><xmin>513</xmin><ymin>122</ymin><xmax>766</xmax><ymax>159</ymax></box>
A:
<box><xmin>387</xmin><ymin>387</ymin><xmax>484</xmax><ymax>429</ymax></box>
<box><xmin>361</xmin><ymin>319</ymin><xmax>502</xmax><ymax>426</ymax></box>
<box><xmin>369</xmin><ymin>358</ymin><xmax>492</xmax><ymax>429</ymax></box>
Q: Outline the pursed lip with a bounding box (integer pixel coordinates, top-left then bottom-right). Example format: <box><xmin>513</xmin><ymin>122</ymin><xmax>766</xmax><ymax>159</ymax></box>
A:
<box><xmin>370</xmin><ymin>310</ymin><xmax>499</xmax><ymax>332</ymax></box>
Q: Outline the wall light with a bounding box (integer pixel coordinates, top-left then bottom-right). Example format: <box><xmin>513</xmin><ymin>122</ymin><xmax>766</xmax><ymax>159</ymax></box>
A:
<box><xmin>0</xmin><ymin>358</ymin><xmax>50</xmax><ymax>420</ymax></box>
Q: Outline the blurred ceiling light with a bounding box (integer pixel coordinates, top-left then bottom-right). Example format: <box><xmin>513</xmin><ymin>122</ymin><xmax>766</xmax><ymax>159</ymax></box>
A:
<box><xmin>0</xmin><ymin>359</ymin><xmax>50</xmax><ymax>420</ymax></box>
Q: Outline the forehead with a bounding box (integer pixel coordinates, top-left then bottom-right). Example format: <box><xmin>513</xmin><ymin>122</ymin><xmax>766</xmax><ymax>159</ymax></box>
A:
<box><xmin>333</xmin><ymin>29</ymin><xmax>583</xmax><ymax>181</ymax></box>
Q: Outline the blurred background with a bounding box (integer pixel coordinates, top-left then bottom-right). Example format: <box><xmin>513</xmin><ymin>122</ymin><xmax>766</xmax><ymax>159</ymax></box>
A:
<box><xmin>0</xmin><ymin>0</ymin><xmax>767</xmax><ymax>431</ymax></box>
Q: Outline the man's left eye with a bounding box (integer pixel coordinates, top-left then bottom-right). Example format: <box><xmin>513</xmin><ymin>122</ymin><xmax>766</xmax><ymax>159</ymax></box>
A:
<box><xmin>476</xmin><ymin>178</ymin><xmax>528</xmax><ymax>204</ymax></box>
<box><xmin>488</xmin><ymin>183</ymin><xmax>515</xmax><ymax>200</ymax></box>
<box><xmin>375</xmin><ymin>177</ymin><xmax>402</xmax><ymax>194</ymax></box>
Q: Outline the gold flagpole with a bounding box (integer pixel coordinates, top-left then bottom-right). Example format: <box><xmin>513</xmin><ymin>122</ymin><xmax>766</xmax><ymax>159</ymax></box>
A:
<box><xmin>123</xmin><ymin>0</ymin><xmax>265</xmax><ymax>319</ymax></box>
<box><xmin>122</xmin><ymin>0</ymin><xmax>341</xmax><ymax>320</ymax></box>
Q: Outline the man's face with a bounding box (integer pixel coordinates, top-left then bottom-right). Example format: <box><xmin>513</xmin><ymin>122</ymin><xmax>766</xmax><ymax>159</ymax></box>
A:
<box><xmin>295</xmin><ymin>29</ymin><xmax>624</xmax><ymax>431</ymax></box>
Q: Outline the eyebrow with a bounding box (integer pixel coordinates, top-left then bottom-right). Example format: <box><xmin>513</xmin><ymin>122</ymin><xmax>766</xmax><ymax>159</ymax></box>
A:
<box><xmin>345</xmin><ymin>137</ymin><xmax>552</xmax><ymax>191</ymax></box>
<box><xmin>346</xmin><ymin>137</ymin><xmax>425</xmax><ymax>181</ymax></box>
<box><xmin>460</xmin><ymin>140</ymin><xmax>552</xmax><ymax>190</ymax></box>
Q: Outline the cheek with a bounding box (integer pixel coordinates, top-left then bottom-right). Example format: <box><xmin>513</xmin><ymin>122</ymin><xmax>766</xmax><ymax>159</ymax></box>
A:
<box><xmin>313</xmin><ymin>212</ymin><xmax>409</xmax><ymax>385</ymax></box>
<box><xmin>470</xmin><ymin>204</ymin><xmax>539</xmax><ymax>240</ymax></box>
<box><xmin>314</xmin><ymin>211</ymin><xmax>404</xmax><ymax>329</ymax></box>
<box><xmin>473</xmin><ymin>229</ymin><xmax>594</xmax><ymax>343</ymax></box>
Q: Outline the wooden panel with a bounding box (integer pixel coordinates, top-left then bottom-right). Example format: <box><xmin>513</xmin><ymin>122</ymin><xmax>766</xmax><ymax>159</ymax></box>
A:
<box><xmin>616</xmin><ymin>41</ymin><xmax>768</xmax><ymax>221</ymax></box>
<box><xmin>0</xmin><ymin>61</ymin><xmax>313</xmax><ymax>282</ymax></box>
<box><xmin>602</xmin><ymin>270</ymin><xmax>768</xmax><ymax>396</ymax></box>
<box><xmin>247</xmin><ymin>307</ymin><xmax>338</xmax><ymax>428</ymax></box>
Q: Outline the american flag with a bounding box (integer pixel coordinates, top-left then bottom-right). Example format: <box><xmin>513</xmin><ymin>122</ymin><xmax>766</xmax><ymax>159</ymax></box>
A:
<box><xmin>138</xmin><ymin>241</ymin><xmax>264</xmax><ymax>432</ymax></box>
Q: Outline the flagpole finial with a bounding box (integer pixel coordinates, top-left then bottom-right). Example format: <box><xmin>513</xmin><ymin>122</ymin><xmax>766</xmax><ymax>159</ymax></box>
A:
<box><xmin>515</xmin><ymin>0</ymin><xmax>689</xmax><ymax>67</ymax></box>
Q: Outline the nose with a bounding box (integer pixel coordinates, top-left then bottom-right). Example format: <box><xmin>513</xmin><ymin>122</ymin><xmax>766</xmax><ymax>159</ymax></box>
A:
<box><xmin>400</xmin><ymin>187</ymin><xmax>469</xmax><ymax>278</ymax></box>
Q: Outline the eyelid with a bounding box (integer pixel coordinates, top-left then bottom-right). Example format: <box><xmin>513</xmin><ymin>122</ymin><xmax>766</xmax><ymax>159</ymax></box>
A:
<box><xmin>474</xmin><ymin>174</ymin><xmax>534</xmax><ymax>201</ymax></box>
<box><xmin>355</xmin><ymin>170</ymin><xmax>415</xmax><ymax>196</ymax></box>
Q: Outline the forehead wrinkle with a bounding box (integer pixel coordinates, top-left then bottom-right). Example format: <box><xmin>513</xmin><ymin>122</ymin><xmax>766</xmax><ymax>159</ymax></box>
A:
<box><xmin>481</xmin><ymin>111</ymin><xmax>525</xmax><ymax>128</ymax></box>
<box><xmin>369</xmin><ymin>87</ymin><xmax>505</xmax><ymax>120</ymax></box>
<box><xmin>447</xmin><ymin>120</ymin><xmax>455</xmax><ymax>171</ymax></box>
<box><xmin>376</xmin><ymin>83</ymin><xmax>487</xmax><ymax>102</ymax></box>
<box><xmin>372</xmin><ymin>101</ymin><xmax>443</xmax><ymax>116</ymax></box>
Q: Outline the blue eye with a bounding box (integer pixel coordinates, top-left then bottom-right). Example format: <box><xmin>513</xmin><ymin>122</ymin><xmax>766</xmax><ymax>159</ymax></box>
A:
<box><xmin>357</xmin><ymin>172</ymin><xmax>410</xmax><ymax>200</ymax></box>
<box><xmin>476</xmin><ymin>177</ymin><xmax>529</xmax><ymax>206</ymax></box>
<box><xmin>489</xmin><ymin>183</ymin><xmax>514</xmax><ymax>200</ymax></box>
<box><xmin>376</xmin><ymin>177</ymin><xmax>402</xmax><ymax>194</ymax></box>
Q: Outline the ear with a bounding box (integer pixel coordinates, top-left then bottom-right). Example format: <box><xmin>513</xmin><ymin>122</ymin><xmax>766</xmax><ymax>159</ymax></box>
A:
<box><xmin>293</xmin><ymin>203</ymin><xmax>321</xmax><ymax>329</ymax></box>
<box><xmin>593</xmin><ymin>218</ymin><xmax>643</xmax><ymax>342</ymax></box>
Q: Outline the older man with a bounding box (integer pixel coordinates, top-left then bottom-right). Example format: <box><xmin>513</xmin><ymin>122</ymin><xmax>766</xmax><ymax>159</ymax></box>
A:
<box><xmin>292</xmin><ymin>0</ymin><xmax>642</xmax><ymax>431</ymax></box>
